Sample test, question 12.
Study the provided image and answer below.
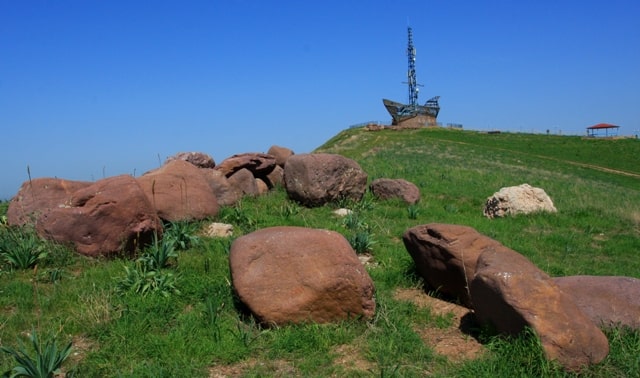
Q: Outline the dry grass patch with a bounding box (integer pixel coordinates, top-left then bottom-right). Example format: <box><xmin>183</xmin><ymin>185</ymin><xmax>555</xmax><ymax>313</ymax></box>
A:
<box><xmin>331</xmin><ymin>343</ymin><xmax>375</xmax><ymax>375</ymax></box>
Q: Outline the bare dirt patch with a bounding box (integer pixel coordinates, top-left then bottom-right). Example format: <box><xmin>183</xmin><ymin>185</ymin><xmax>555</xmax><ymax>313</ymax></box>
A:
<box><xmin>394</xmin><ymin>288</ymin><xmax>486</xmax><ymax>363</ymax></box>
<box><xmin>209</xmin><ymin>358</ymin><xmax>297</xmax><ymax>378</ymax></box>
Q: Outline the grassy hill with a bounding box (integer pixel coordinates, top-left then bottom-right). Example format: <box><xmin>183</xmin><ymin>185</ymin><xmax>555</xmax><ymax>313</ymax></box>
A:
<box><xmin>1</xmin><ymin>127</ymin><xmax>639</xmax><ymax>377</ymax></box>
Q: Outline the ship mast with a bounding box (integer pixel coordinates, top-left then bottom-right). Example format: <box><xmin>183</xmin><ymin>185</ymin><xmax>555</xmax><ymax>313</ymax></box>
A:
<box><xmin>405</xmin><ymin>27</ymin><xmax>422</xmax><ymax>107</ymax></box>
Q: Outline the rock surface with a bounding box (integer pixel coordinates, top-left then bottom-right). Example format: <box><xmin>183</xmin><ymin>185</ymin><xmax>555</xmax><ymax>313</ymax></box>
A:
<box><xmin>229</xmin><ymin>226</ymin><xmax>376</xmax><ymax>326</ymax></box>
<box><xmin>137</xmin><ymin>160</ymin><xmax>219</xmax><ymax>222</ymax></box>
<box><xmin>283</xmin><ymin>153</ymin><xmax>368</xmax><ymax>207</ymax></box>
<box><xmin>483</xmin><ymin>183</ymin><xmax>557</xmax><ymax>218</ymax></box>
<box><xmin>403</xmin><ymin>224</ymin><xmax>505</xmax><ymax>307</ymax></box>
<box><xmin>471</xmin><ymin>248</ymin><xmax>609</xmax><ymax>372</ymax></box>
<box><xmin>267</xmin><ymin>145</ymin><xmax>294</xmax><ymax>167</ymax></box>
<box><xmin>227</xmin><ymin>168</ymin><xmax>259</xmax><ymax>197</ymax></box>
<box><xmin>215</xmin><ymin>153</ymin><xmax>276</xmax><ymax>178</ymax></box>
<box><xmin>201</xmin><ymin>168</ymin><xmax>242</xmax><ymax>206</ymax></box>
<box><xmin>554</xmin><ymin>275</ymin><xmax>640</xmax><ymax>330</ymax></box>
<box><xmin>7</xmin><ymin>178</ymin><xmax>92</xmax><ymax>226</ymax></box>
<box><xmin>35</xmin><ymin>175</ymin><xmax>162</xmax><ymax>257</ymax></box>
<box><xmin>370</xmin><ymin>178</ymin><xmax>420</xmax><ymax>204</ymax></box>
<box><xmin>165</xmin><ymin>151</ymin><xmax>216</xmax><ymax>168</ymax></box>
<box><xmin>201</xmin><ymin>222</ymin><xmax>234</xmax><ymax>238</ymax></box>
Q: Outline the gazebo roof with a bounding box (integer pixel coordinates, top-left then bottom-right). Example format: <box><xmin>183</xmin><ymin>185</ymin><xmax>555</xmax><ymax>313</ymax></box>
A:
<box><xmin>587</xmin><ymin>123</ymin><xmax>620</xmax><ymax>130</ymax></box>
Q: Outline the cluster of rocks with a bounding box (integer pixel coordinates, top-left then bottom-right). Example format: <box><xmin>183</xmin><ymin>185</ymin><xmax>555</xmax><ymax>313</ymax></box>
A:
<box><xmin>6</xmin><ymin>148</ymin><xmax>420</xmax><ymax>257</ymax></box>
<box><xmin>403</xmin><ymin>223</ymin><xmax>640</xmax><ymax>372</ymax></box>
<box><xmin>6</xmin><ymin>147</ymin><xmax>293</xmax><ymax>257</ymax></box>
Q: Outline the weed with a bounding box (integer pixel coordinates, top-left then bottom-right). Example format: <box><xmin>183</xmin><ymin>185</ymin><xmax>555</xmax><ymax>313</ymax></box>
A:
<box><xmin>203</xmin><ymin>292</ymin><xmax>226</xmax><ymax>343</ymax></box>
<box><xmin>407</xmin><ymin>205</ymin><xmax>419</xmax><ymax>220</ymax></box>
<box><xmin>115</xmin><ymin>260</ymin><xmax>180</xmax><ymax>297</ymax></box>
<box><xmin>163</xmin><ymin>221</ymin><xmax>200</xmax><ymax>251</ymax></box>
<box><xmin>279</xmin><ymin>201</ymin><xmax>300</xmax><ymax>218</ymax></box>
<box><xmin>1</xmin><ymin>329</ymin><xmax>73</xmax><ymax>378</ymax></box>
<box><xmin>220</xmin><ymin>203</ymin><xmax>257</xmax><ymax>232</ymax></box>
<box><xmin>342</xmin><ymin>212</ymin><xmax>366</xmax><ymax>231</ymax></box>
<box><xmin>0</xmin><ymin>227</ymin><xmax>47</xmax><ymax>270</ymax></box>
<box><xmin>141</xmin><ymin>234</ymin><xmax>178</xmax><ymax>270</ymax></box>
<box><xmin>348</xmin><ymin>230</ymin><xmax>376</xmax><ymax>254</ymax></box>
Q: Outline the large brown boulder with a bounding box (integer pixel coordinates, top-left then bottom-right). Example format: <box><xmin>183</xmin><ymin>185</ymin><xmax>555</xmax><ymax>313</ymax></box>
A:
<box><xmin>283</xmin><ymin>153</ymin><xmax>368</xmax><ymax>207</ymax></box>
<box><xmin>165</xmin><ymin>151</ymin><xmax>216</xmax><ymax>168</ymax></box>
<box><xmin>227</xmin><ymin>168</ymin><xmax>259</xmax><ymax>197</ymax></box>
<box><xmin>554</xmin><ymin>275</ymin><xmax>640</xmax><ymax>330</ymax></box>
<box><xmin>215</xmin><ymin>153</ymin><xmax>276</xmax><ymax>178</ymax></box>
<box><xmin>484</xmin><ymin>183</ymin><xmax>557</xmax><ymax>218</ymax></box>
<box><xmin>7</xmin><ymin>178</ymin><xmax>92</xmax><ymax>226</ymax></box>
<box><xmin>267</xmin><ymin>145</ymin><xmax>294</xmax><ymax>167</ymax></box>
<box><xmin>201</xmin><ymin>169</ymin><xmax>242</xmax><ymax>206</ymax></box>
<box><xmin>229</xmin><ymin>226</ymin><xmax>376</xmax><ymax>326</ymax></box>
<box><xmin>471</xmin><ymin>248</ymin><xmax>609</xmax><ymax>372</ymax></box>
<box><xmin>370</xmin><ymin>178</ymin><xmax>420</xmax><ymax>205</ymax></box>
<box><xmin>137</xmin><ymin>160</ymin><xmax>219</xmax><ymax>222</ymax></box>
<box><xmin>35</xmin><ymin>175</ymin><xmax>162</xmax><ymax>257</ymax></box>
<box><xmin>403</xmin><ymin>224</ymin><xmax>504</xmax><ymax>307</ymax></box>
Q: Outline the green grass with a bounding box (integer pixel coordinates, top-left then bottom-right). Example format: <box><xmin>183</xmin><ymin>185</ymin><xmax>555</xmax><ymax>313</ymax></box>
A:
<box><xmin>1</xmin><ymin>127</ymin><xmax>639</xmax><ymax>376</ymax></box>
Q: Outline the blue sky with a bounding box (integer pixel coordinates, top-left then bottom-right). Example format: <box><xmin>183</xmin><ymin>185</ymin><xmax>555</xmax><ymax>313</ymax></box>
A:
<box><xmin>1</xmin><ymin>0</ymin><xmax>639</xmax><ymax>200</ymax></box>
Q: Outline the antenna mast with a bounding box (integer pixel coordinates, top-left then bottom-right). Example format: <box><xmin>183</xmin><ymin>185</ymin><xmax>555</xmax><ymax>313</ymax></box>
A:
<box><xmin>406</xmin><ymin>27</ymin><xmax>422</xmax><ymax>106</ymax></box>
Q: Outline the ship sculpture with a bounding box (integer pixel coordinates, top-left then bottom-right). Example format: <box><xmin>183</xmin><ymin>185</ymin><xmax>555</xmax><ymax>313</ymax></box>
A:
<box><xmin>383</xmin><ymin>27</ymin><xmax>440</xmax><ymax>127</ymax></box>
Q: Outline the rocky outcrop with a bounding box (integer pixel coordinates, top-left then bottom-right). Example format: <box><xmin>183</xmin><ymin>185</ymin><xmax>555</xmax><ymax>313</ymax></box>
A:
<box><xmin>471</xmin><ymin>248</ymin><xmax>609</xmax><ymax>372</ymax></box>
<box><xmin>165</xmin><ymin>151</ymin><xmax>216</xmax><ymax>168</ymax></box>
<box><xmin>7</xmin><ymin>178</ymin><xmax>92</xmax><ymax>226</ymax></box>
<box><xmin>484</xmin><ymin>183</ymin><xmax>557</xmax><ymax>218</ymax></box>
<box><xmin>283</xmin><ymin>153</ymin><xmax>368</xmax><ymax>207</ymax></box>
<box><xmin>229</xmin><ymin>226</ymin><xmax>376</xmax><ymax>326</ymax></box>
<box><xmin>137</xmin><ymin>160</ymin><xmax>219</xmax><ymax>222</ymax></box>
<box><xmin>35</xmin><ymin>175</ymin><xmax>162</xmax><ymax>257</ymax></box>
<box><xmin>403</xmin><ymin>224</ymin><xmax>504</xmax><ymax>307</ymax></box>
<box><xmin>554</xmin><ymin>275</ymin><xmax>640</xmax><ymax>330</ymax></box>
<box><xmin>370</xmin><ymin>178</ymin><xmax>420</xmax><ymax>205</ymax></box>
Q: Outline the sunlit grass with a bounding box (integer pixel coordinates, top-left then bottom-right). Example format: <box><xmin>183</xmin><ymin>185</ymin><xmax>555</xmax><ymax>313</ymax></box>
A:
<box><xmin>1</xmin><ymin>127</ymin><xmax>639</xmax><ymax>376</ymax></box>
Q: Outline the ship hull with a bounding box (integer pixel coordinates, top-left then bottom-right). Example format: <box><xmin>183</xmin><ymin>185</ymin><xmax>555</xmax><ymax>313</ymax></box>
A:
<box><xmin>383</xmin><ymin>97</ymin><xmax>440</xmax><ymax>125</ymax></box>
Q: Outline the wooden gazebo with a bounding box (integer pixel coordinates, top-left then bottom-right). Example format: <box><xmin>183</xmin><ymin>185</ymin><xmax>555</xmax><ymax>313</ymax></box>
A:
<box><xmin>587</xmin><ymin>123</ymin><xmax>620</xmax><ymax>137</ymax></box>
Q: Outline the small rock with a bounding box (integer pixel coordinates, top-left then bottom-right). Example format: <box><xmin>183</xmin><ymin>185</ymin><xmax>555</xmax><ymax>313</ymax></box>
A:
<box><xmin>202</xmin><ymin>222</ymin><xmax>234</xmax><ymax>238</ymax></box>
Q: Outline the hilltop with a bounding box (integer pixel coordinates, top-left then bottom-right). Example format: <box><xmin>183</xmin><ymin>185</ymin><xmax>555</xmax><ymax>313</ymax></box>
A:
<box><xmin>1</xmin><ymin>126</ymin><xmax>639</xmax><ymax>376</ymax></box>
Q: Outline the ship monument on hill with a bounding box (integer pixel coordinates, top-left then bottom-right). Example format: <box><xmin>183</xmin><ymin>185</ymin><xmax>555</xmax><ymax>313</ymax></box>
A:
<box><xmin>383</xmin><ymin>27</ymin><xmax>440</xmax><ymax>127</ymax></box>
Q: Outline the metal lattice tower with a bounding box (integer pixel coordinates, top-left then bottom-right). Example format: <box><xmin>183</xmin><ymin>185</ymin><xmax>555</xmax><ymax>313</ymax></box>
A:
<box><xmin>405</xmin><ymin>27</ymin><xmax>422</xmax><ymax>106</ymax></box>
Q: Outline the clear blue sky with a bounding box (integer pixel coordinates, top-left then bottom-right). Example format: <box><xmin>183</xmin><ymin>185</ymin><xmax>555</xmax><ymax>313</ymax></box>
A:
<box><xmin>1</xmin><ymin>0</ymin><xmax>639</xmax><ymax>200</ymax></box>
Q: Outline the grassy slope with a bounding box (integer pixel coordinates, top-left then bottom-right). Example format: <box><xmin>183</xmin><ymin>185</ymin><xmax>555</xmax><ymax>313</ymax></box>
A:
<box><xmin>1</xmin><ymin>128</ymin><xmax>639</xmax><ymax>377</ymax></box>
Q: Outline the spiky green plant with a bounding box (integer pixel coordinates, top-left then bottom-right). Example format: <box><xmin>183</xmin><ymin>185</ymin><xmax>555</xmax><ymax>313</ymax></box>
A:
<box><xmin>142</xmin><ymin>234</ymin><xmax>178</xmax><ymax>270</ymax></box>
<box><xmin>1</xmin><ymin>330</ymin><xmax>73</xmax><ymax>378</ymax></box>
<box><xmin>163</xmin><ymin>221</ymin><xmax>200</xmax><ymax>251</ymax></box>
<box><xmin>115</xmin><ymin>260</ymin><xmax>180</xmax><ymax>298</ymax></box>
<box><xmin>348</xmin><ymin>230</ymin><xmax>376</xmax><ymax>254</ymax></box>
<box><xmin>407</xmin><ymin>205</ymin><xmax>420</xmax><ymax>220</ymax></box>
<box><xmin>0</xmin><ymin>228</ymin><xmax>47</xmax><ymax>270</ymax></box>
